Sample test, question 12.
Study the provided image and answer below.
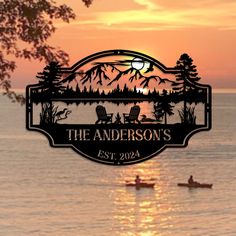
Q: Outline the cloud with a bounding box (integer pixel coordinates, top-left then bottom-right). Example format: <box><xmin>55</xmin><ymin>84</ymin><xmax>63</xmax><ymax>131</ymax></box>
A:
<box><xmin>60</xmin><ymin>0</ymin><xmax>236</xmax><ymax>31</ymax></box>
<box><xmin>133</xmin><ymin>0</ymin><xmax>160</xmax><ymax>10</ymax></box>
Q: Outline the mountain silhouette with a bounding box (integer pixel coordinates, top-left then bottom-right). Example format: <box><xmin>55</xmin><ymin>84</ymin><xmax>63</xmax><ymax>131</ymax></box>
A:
<box><xmin>108</xmin><ymin>68</ymin><xmax>173</xmax><ymax>88</ymax></box>
<box><xmin>62</xmin><ymin>61</ymin><xmax>176</xmax><ymax>89</ymax></box>
<box><xmin>107</xmin><ymin>67</ymin><xmax>144</xmax><ymax>86</ymax></box>
<box><xmin>59</xmin><ymin>70</ymin><xmax>84</xmax><ymax>85</ymax></box>
<box><xmin>81</xmin><ymin>63</ymin><xmax>120</xmax><ymax>86</ymax></box>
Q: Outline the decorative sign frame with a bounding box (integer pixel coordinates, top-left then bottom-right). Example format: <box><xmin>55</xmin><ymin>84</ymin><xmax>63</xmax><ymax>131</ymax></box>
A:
<box><xmin>26</xmin><ymin>49</ymin><xmax>211</xmax><ymax>165</ymax></box>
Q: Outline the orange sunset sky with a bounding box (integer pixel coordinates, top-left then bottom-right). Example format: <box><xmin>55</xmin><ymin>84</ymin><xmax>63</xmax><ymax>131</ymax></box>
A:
<box><xmin>12</xmin><ymin>0</ymin><xmax>236</xmax><ymax>88</ymax></box>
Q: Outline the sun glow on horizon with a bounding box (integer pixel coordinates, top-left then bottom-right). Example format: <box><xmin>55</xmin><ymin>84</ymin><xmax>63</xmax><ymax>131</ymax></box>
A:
<box><xmin>10</xmin><ymin>0</ymin><xmax>236</xmax><ymax>89</ymax></box>
<box><xmin>137</xmin><ymin>87</ymin><xmax>149</xmax><ymax>95</ymax></box>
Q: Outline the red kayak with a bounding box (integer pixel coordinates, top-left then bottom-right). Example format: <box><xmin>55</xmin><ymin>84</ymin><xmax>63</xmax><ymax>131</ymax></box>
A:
<box><xmin>178</xmin><ymin>183</ymin><xmax>213</xmax><ymax>188</ymax></box>
<box><xmin>126</xmin><ymin>182</ymin><xmax>155</xmax><ymax>188</ymax></box>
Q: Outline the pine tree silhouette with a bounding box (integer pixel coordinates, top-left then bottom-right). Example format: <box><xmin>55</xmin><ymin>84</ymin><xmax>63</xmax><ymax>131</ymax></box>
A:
<box><xmin>36</xmin><ymin>61</ymin><xmax>64</xmax><ymax>124</ymax></box>
<box><xmin>37</xmin><ymin>61</ymin><xmax>64</xmax><ymax>95</ymax></box>
<box><xmin>76</xmin><ymin>84</ymin><xmax>80</xmax><ymax>93</ymax></box>
<box><xmin>154</xmin><ymin>90</ymin><xmax>174</xmax><ymax>124</ymax></box>
<box><xmin>172</xmin><ymin>54</ymin><xmax>200</xmax><ymax>123</ymax></box>
<box><xmin>116</xmin><ymin>84</ymin><xmax>120</xmax><ymax>92</ymax></box>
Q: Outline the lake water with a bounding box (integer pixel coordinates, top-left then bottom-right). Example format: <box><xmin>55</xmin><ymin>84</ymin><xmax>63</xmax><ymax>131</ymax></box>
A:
<box><xmin>0</xmin><ymin>93</ymin><xmax>236</xmax><ymax>236</ymax></box>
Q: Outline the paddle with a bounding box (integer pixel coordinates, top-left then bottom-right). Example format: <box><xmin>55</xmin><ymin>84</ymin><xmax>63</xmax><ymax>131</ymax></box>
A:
<box><xmin>125</xmin><ymin>178</ymin><xmax>156</xmax><ymax>183</ymax></box>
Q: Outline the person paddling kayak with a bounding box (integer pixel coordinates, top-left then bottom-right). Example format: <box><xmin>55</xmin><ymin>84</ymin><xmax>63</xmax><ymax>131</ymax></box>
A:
<box><xmin>135</xmin><ymin>175</ymin><xmax>141</xmax><ymax>185</ymax></box>
<box><xmin>188</xmin><ymin>175</ymin><xmax>199</xmax><ymax>185</ymax></box>
<box><xmin>125</xmin><ymin>176</ymin><xmax>155</xmax><ymax>189</ymax></box>
<box><xmin>188</xmin><ymin>175</ymin><xmax>194</xmax><ymax>184</ymax></box>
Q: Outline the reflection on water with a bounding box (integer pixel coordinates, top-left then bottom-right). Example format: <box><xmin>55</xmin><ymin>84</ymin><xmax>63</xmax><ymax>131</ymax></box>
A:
<box><xmin>33</xmin><ymin>101</ymin><xmax>204</xmax><ymax>125</ymax></box>
<box><xmin>113</xmin><ymin>188</ymin><xmax>158</xmax><ymax>235</ymax></box>
<box><xmin>110</xmin><ymin>162</ymin><xmax>175</xmax><ymax>236</ymax></box>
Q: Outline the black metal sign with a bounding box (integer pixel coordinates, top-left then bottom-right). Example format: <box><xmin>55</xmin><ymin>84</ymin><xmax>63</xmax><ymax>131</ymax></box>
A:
<box><xmin>26</xmin><ymin>49</ymin><xmax>211</xmax><ymax>165</ymax></box>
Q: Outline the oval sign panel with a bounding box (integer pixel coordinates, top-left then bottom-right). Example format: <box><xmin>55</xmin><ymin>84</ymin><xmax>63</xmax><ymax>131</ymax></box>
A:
<box><xmin>26</xmin><ymin>50</ymin><xmax>211</xmax><ymax>165</ymax></box>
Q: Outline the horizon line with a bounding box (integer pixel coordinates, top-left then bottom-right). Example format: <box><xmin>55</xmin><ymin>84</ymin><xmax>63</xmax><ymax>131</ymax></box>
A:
<box><xmin>3</xmin><ymin>88</ymin><xmax>236</xmax><ymax>94</ymax></box>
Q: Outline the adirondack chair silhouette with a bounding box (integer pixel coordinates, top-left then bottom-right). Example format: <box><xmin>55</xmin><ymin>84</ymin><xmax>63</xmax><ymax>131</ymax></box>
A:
<box><xmin>123</xmin><ymin>105</ymin><xmax>141</xmax><ymax>124</ymax></box>
<box><xmin>95</xmin><ymin>105</ymin><xmax>113</xmax><ymax>124</ymax></box>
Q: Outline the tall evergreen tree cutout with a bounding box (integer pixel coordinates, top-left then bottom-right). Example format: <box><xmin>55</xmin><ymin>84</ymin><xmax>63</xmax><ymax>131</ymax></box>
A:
<box><xmin>36</xmin><ymin>61</ymin><xmax>64</xmax><ymax>124</ymax></box>
<box><xmin>172</xmin><ymin>53</ymin><xmax>200</xmax><ymax>123</ymax></box>
<box><xmin>36</xmin><ymin>61</ymin><xmax>65</xmax><ymax>95</ymax></box>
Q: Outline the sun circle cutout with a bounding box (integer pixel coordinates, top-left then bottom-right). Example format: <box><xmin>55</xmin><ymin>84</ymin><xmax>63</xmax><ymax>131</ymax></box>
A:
<box><xmin>131</xmin><ymin>58</ymin><xmax>144</xmax><ymax>70</ymax></box>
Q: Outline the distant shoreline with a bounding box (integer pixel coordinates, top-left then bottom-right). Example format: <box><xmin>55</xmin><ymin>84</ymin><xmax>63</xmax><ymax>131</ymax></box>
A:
<box><xmin>1</xmin><ymin>88</ymin><xmax>236</xmax><ymax>94</ymax></box>
<box><xmin>212</xmin><ymin>88</ymin><xmax>236</xmax><ymax>94</ymax></box>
